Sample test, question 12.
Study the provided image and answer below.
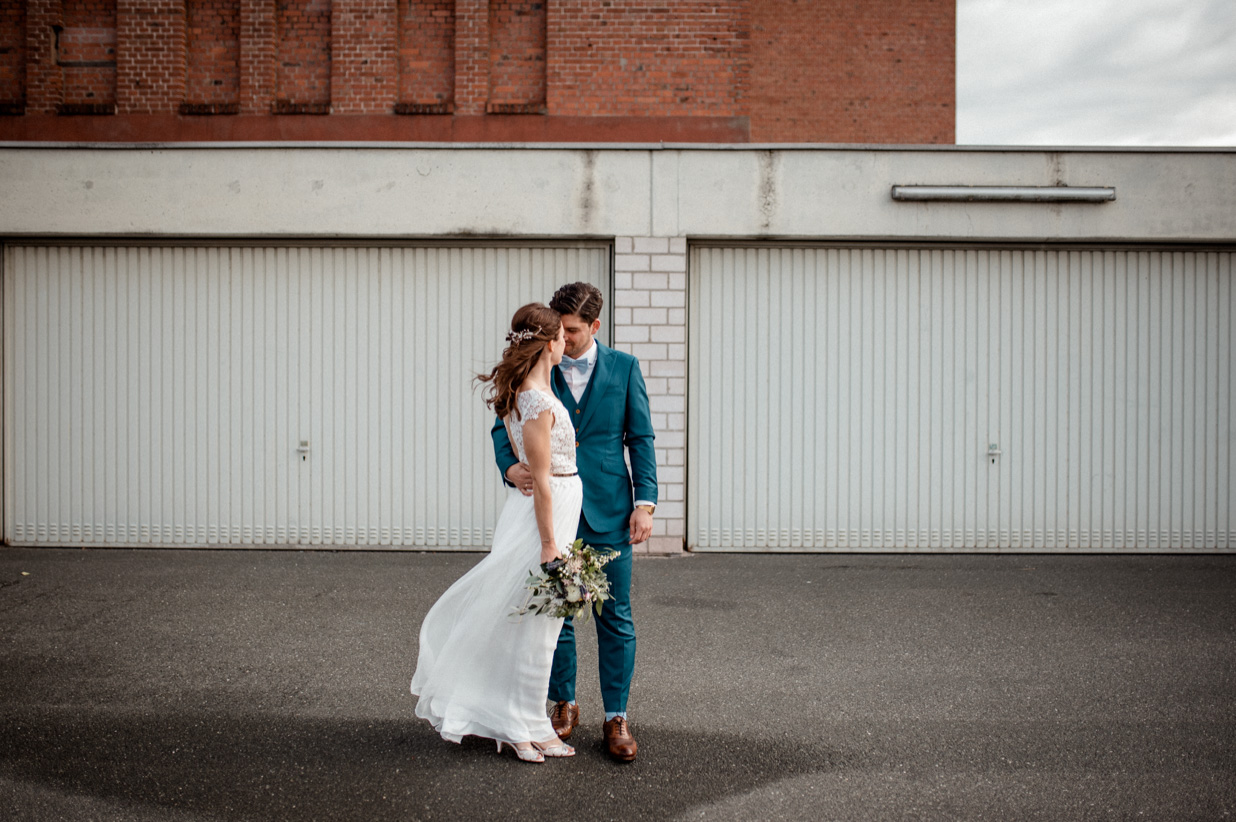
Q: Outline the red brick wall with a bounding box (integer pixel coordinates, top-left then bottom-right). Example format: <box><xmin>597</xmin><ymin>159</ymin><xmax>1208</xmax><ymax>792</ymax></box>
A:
<box><xmin>397</xmin><ymin>0</ymin><xmax>454</xmax><ymax>111</ymax></box>
<box><xmin>3</xmin><ymin>0</ymin><xmax>954</xmax><ymax>143</ymax></box>
<box><xmin>488</xmin><ymin>0</ymin><xmax>544</xmax><ymax>112</ymax></box>
<box><xmin>747</xmin><ymin>0</ymin><xmax>954</xmax><ymax>143</ymax></box>
<box><xmin>117</xmin><ymin>0</ymin><xmax>185</xmax><ymax>114</ymax></box>
<box><xmin>453</xmin><ymin>0</ymin><xmax>486</xmax><ymax>115</ymax></box>
<box><xmin>185</xmin><ymin>0</ymin><xmax>240</xmax><ymax>111</ymax></box>
<box><xmin>239</xmin><ymin>0</ymin><xmax>275</xmax><ymax>114</ymax></box>
<box><xmin>275</xmin><ymin>0</ymin><xmax>331</xmax><ymax>112</ymax></box>
<box><xmin>0</xmin><ymin>2</ymin><xmax>25</xmax><ymax>112</ymax></box>
<box><xmin>332</xmin><ymin>0</ymin><xmax>397</xmax><ymax>114</ymax></box>
<box><xmin>60</xmin><ymin>0</ymin><xmax>118</xmax><ymax>112</ymax></box>
<box><xmin>547</xmin><ymin>1</ymin><xmax>747</xmax><ymax>117</ymax></box>
<box><xmin>25</xmin><ymin>1</ymin><xmax>60</xmax><ymax>114</ymax></box>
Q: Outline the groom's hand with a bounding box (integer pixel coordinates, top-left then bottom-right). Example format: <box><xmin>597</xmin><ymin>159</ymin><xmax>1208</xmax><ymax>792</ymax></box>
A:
<box><xmin>506</xmin><ymin>463</ymin><xmax>534</xmax><ymax>496</ymax></box>
<box><xmin>629</xmin><ymin>508</ymin><xmax>653</xmax><ymax>544</ymax></box>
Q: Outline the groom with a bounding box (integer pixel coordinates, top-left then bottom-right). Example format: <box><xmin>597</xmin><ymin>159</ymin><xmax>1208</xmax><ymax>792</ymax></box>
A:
<box><xmin>492</xmin><ymin>281</ymin><xmax>657</xmax><ymax>763</ymax></box>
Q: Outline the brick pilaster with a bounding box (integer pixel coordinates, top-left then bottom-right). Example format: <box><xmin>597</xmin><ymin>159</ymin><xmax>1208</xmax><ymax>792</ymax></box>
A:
<box><xmin>453</xmin><ymin>0</ymin><xmax>487</xmax><ymax>115</ymax></box>
<box><xmin>116</xmin><ymin>0</ymin><xmax>185</xmax><ymax>114</ymax></box>
<box><xmin>25</xmin><ymin>1</ymin><xmax>61</xmax><ymax>114</ymax></box>
<box><xmin>239</xmin><ymin>0</ymin><xmax>275</xmax><ymax>115</ymax></box>
<box><xmin>331</xmin><ymin>0</ymin><xmax>397</xmax><ymax>114</ymax></box>
<box><xmin>612</xmin><ymin>236</ymin><xmax>688</xmax><ymax>555</ymax></box>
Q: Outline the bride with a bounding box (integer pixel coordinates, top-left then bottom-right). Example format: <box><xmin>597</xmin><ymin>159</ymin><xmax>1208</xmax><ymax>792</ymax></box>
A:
<box><xmin>410</xmin><ymin>303</ymin><xmax>582</xmax><ymax>763</ymax></box>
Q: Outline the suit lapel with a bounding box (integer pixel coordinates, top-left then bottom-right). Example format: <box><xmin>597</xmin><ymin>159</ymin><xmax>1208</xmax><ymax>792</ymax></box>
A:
<box><xmin>575</xmin><ymin>343</ymin><xmax>612</xmax><ymax>434</ymax></box>
<box><xmin>552</xmin><ymin>366</ymin><xmax>574</xmax><ymax>412</ymax></box>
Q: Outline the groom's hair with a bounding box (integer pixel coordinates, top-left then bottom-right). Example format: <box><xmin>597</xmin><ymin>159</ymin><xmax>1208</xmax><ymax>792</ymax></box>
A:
<box><xmin>549</xmin><ymin>281</ymin><xmax>604</xmax><ymax>324</ymax></box>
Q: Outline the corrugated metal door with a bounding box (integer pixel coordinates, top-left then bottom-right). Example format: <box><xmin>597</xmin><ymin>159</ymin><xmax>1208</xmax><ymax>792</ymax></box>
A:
<box><xmin>689</xmin><ymin>245</ymin><xmax>1233</xmax><ymax>552</ymax></box>
<box><xmin>4</xmin><ymin>243</ymin><xmax>609</xmax><ymax>549</ymax></box>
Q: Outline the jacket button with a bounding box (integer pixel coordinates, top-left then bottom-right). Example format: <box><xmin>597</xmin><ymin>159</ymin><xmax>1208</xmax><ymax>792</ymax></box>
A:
<box><xmin>576</xmin><ymin>442</ymin><xmax>580</xmax><ymax>448</ymax></box>
<box><xmin>575</xmin><ymin>408</ymin><xmax>581</xmax><ymax>414</ymax></box>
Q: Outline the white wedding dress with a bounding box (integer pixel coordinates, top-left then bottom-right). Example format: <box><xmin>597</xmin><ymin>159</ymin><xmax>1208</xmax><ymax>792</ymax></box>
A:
<box><xmin>411</xmin><ymin>389</ymin><xmax>582</xmax><ymax>745</ymax></box>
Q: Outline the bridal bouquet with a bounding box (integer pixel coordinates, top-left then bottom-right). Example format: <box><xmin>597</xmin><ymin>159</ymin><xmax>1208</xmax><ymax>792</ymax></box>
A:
<box><xmin>512</xmin><ymin>539</ymin><xmax>617</xmax><ymax>623</ymax></box>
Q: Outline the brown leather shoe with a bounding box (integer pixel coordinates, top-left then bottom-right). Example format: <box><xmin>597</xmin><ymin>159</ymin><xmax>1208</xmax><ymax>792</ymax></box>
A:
<box><xmin>549</xmin><ymin>701</ymin><xmax>579</xmax><ymax>740</ymax></box>
<box><xmin>603</xmin><ymin>716</ymin><xmax>638</xmax><ymax>762</ymax></box>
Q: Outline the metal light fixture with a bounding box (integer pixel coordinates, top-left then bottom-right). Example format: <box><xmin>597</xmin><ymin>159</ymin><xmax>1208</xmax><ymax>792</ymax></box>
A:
<box><xmin>891</xmin><ymin>185</ymin><xmax>1116</xmax><ymax>203</ymax></box>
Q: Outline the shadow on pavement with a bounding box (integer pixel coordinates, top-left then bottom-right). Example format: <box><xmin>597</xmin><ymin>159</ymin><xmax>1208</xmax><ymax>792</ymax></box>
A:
<box><xmin>0</xmin><ymin>707</ymin><xmax>864</xmax><ymax>821</ymax></box>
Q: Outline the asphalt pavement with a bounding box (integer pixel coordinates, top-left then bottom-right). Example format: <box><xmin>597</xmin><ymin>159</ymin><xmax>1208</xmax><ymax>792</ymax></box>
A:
<box><xmin>1</xmin><ymin>548</ymin><xmax>1233</xmax><ymax>821</ymax></box>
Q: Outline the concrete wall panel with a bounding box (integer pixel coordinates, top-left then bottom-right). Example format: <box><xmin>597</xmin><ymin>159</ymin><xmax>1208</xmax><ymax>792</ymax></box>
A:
<box><xmin>1</xmin><ymin>146</ymin><xmax>1233</xmax><ymax>243</ymax></box>
<box><xmin>0</xmin><ymin>147</ymin><xmax>654</xmax><ymax>238</ymax></box>
<box><xmin>672</xmin><ymin>149</ymin><xmax>1236</xmax><ymax>242</ymax></box>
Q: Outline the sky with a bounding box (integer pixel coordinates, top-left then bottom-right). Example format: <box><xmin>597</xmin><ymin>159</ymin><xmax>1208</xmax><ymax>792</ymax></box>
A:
<box><xmin>956</xmin><ymin>0</ymin><xmax>1236</xmax><ymax>146</ymax></box>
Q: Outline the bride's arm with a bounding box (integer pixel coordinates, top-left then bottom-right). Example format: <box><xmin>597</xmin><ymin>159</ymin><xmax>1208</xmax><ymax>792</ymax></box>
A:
<box><xmin>521</xmin><ymin>409</ymin><xmax>561</xmax><ymax>564</ymax></box>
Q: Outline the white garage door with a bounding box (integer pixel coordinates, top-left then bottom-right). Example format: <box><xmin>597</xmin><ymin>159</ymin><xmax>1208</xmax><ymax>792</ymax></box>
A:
<box><xmin>689</xmin><ymin>245</ymin><xmax>1234</xmax><ymax>552</ymax></box>
<box><xmin>4</xmin><ymin>243</ymin><xmax>609</xmax><ymax>549</ymax></box>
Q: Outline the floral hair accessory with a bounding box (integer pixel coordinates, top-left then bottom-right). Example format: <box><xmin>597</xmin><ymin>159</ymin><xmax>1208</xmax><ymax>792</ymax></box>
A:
<box><xmin>505</xmin><ymin>327</ymin><xmax>540</xmax><ymax>345</ymax></box>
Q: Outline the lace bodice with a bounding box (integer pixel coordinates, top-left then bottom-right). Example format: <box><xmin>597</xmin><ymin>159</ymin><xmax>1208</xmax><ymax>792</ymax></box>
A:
<box><xmin>506</xmin><ymin>389</ymin><xmax>577</xmax><ymax>475</ymax></box>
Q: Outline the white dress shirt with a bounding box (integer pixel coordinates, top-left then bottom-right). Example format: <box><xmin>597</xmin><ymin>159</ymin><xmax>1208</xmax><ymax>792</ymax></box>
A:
<box><xmin>559</xmin><ymin>341</ymin><xmax>597</xmax><ymax>403</ymax></box>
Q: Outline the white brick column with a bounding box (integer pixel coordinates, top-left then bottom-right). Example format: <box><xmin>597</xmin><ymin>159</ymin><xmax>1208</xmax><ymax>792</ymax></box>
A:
<box><xmin>611</xmin><ymin>236</ymin><xmax>687</xmax><ymax>554</ymax></box>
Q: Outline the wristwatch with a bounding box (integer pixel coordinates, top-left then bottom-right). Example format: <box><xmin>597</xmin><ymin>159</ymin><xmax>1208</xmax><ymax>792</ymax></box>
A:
<box><xmin>636</xmin><ymin>504</ymin><xmax>656</xmax><ymax>516</ymax></box>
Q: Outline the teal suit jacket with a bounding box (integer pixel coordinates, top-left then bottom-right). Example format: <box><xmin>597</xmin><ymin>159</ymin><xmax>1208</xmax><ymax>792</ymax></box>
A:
<box><xmin>491</xmin><ymin>343</ymin><xmax>658</xmax><ymax>536</ymax></box>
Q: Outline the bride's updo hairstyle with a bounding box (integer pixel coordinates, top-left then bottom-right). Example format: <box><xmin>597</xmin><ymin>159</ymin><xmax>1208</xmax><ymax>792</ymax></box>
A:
<box><xmin>477</xmin><ymin>302</ymin><xmax>562</xmax><ymax>420</ymax></box>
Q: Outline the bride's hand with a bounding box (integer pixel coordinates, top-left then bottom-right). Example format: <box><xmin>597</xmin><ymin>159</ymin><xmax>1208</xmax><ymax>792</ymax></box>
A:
<box><xmin>540</xmin><ymin>543</ymin><xmax>563</xmax><ymax>565</ymax></box>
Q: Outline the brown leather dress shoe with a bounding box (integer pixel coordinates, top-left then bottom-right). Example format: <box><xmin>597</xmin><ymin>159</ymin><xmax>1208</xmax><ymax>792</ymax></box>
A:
<box><xmin>549</xmin><ymin>701</ymin><xmax>580</xmax><ymax>740</ymax></box>
<box><xmin>603</xmin><ymin>716</ymin><xmax>638</xmax><ymax>762</ymax></box>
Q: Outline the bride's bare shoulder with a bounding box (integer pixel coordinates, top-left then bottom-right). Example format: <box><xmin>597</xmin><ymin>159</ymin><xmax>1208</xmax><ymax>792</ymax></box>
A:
<box><xmin>515</xmin><ymin>380</ymin><xmax>552</xmax><ymax>398</ymax></box>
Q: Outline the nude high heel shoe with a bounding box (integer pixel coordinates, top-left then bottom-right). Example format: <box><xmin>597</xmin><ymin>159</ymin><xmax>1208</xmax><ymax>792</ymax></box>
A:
<box><xmin>497</xmin><ymin>740</ymin><xmax>545</xmax><ymax>763</ymax></box>
<box><xmin>532</xmin><ymin>738</ymin><xmax>576</xmax><ymax>758</ymax></box>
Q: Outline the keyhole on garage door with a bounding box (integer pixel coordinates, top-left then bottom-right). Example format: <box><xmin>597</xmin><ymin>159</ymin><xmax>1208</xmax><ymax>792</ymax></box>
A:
<box><xmin>297</xmin><ymin>440</ymin><xmax>310</xmax><ymax>461</ymax></box>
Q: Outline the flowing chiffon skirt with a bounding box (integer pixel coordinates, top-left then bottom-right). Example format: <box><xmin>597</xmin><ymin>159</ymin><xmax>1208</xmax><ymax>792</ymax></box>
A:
<box><xmin>410</xmin><ymin>475</ymin><xmax>583</xmax><ymax>745</ymax></box>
